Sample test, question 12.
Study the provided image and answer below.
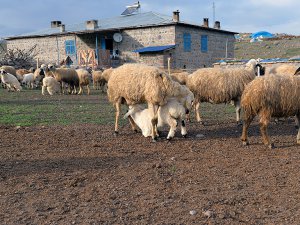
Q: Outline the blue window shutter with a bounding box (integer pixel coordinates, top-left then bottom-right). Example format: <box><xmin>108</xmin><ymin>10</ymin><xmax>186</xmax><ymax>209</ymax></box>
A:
<box><xmin>101</xmin><ymin>37</ymin><xmax>106</xmax><ymax>49</ymax></box>
<box><xmin>65</xmin><ymin>40</ymin><xmax>76</xmax><ymax>55</ymax></box>
<box><xmin>183</xmin><ymin>33</ymin><xmax>191</xmax><ymax>52</ymax></box>
<box><xmin>201</xmin><ymin>35</ymin><xmax>208</xmax><ymax>53</ymax></box>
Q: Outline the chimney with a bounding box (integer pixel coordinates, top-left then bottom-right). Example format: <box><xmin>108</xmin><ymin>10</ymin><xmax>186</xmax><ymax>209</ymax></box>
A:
<box><xmin>202</xmin><ymin>18</ymin><xmax>209</xmax><ymax>28</ymax></box>
<box><xmin>172</xmin><ymin>10</ymin><xmax>180</xmax><ymax>22</ymax></box>
<box><xmin>51</xmin><ymin>21</ymin><xmax>62</xmax><ymax>28</ymax></box>
<box><xmin>60</xmin><ymin>24</ymin><xmax>65</xmax><ymax>32</ymax></box>
<box><xmin>214</xmin><ymin>21</ymin><xmax>221</xmax><ymax>29</ymax></box>
<box><xmin>86</xmin><ymin>20</ymin><xmax>98</xmax><ymax>30</ymax></box>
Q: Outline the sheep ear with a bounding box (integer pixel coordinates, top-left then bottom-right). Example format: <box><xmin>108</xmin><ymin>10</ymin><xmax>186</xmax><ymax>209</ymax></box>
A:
<box><xmin>123</xmin><ymin>107</ymin><xmax>135</xmax><ymax>119</ymax></box>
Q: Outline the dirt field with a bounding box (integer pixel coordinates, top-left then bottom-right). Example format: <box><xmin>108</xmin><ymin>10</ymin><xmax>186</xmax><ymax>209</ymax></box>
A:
<box><xmin>1</xmin><ymin>91</ymin><xmax>300</xmax><ymax>224</ymax></box>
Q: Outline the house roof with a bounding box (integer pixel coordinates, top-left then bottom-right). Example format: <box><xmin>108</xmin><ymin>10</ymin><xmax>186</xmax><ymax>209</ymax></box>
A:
<box><xmin>6</xmin><ymin>11</ymin><xmax>236</xmax><ymax>40</ymax></box>
<box><xmin>133</xmin><ymin>44</ymin><xmax>176</xmax><ymax>53</ymax></box>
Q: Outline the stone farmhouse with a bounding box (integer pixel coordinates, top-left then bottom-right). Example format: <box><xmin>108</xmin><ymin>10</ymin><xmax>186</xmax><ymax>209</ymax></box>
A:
<box><xmin>5</xmin><ymin>11</ymin><xmax>236</xmax><ymax>70</ymax></box>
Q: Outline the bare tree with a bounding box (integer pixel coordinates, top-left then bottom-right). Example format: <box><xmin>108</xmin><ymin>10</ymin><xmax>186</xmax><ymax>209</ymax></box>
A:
<box><xmin>0</xmin><ymin>45</ymin><xmax>39</xmax><ymax>69</ymax></box>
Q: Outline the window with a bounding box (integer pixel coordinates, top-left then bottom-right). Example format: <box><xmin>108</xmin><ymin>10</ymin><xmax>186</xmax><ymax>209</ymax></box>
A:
<box><xmin>201</xmin><ymin>35</ymin><xmax>208</xmax><ymax>53</ymax></box>
<box><xmin>65</xmin><ymin>40</ymin><xmax>76</xmax><ymax>55</ymax></box>
<box><xmin>183</xmin><ymin>33</ymin><xmax>191</xmax><ymax>52</ymax></box>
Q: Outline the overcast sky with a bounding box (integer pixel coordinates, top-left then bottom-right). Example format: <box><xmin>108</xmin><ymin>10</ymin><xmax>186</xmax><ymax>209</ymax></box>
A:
<box><xmin>1</xmin><ymin>0</ymin><xmax>300</xmax><ymax>38</ymax></box>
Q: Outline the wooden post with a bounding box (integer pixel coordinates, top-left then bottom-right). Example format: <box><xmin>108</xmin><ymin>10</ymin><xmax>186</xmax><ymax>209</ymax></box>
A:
<box><xmin>36</xmin><ymin>58</ymin><xmax>39</xmax><ymax>69</ymax></box>
<box><xmin>167</xmin><ymin>57</ymin><xmax>171</xmax><ymax>75</ymax></box>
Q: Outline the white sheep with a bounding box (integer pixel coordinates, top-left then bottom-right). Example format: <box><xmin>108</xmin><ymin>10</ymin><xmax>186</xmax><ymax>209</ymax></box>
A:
<box><xmin>42</xmin><ymin>76</ymin><xmax>61</xmax><ymax>95</ymax></box>
<box><xmin>0</xmin><ymin>69</ymin><xmax>22</xmax><ymax>91</ymax></box>
<box><xmin>124</xmin><ymin>98</ymin><xmax>187</xmax><ymax>140</ymax></box>
<box><xmin>21</xmin><ymin>73</ymin><xmax>35</xmax><ymax>89</ymax></box>
<box><xmin>186</xmin><ymin>59</ymin><xmax>258</xmax><ymax>124</ymax></box>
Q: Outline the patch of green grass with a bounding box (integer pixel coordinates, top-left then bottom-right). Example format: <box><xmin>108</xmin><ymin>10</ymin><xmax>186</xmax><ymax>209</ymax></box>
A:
<box><xmin>0</xmin><ymin>88</ymin><xmax>237</xmax><ymax>126</ymax></box>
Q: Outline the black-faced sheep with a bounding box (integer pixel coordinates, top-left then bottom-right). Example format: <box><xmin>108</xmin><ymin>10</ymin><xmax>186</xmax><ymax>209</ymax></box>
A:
<box><xmin>107</xmin><ymin>63</ymin><xmax>178</xmax><ymax>141</ymax></box>
<box><xmin>241</xmin><ymin>75</ymin><xmax>300</xmax><ymax>148</ymax></box>
<box><xmin>186</xmin><ymin>59</ymin><xmax>258</xmax><ymax>124</ymax></box>
<box><xmin>47</xmin><ymin>64</ymin><xmax>79</xmax><ymax>94</ymax></box>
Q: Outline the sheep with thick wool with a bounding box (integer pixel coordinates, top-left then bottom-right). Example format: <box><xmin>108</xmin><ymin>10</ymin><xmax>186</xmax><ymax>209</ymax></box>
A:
<box><xmin>0</xmin><ymin>69</ymin><xmax>22</xmax><ymax>91</ymax></box>
<box><xmin>241</xmin><ymin>75</ymin><xmax>300</xmax><ymax>148</ymax></box>
<box><xmin>76</xmin><ymin>68</ymin><xmax>91</xmax><ymax>95</ymax></box>
<box><xmin>186</xmin><ymin>59</ymin><xmax>258</xmax><ymax>124</ymax></box>
<box><xmin>42</xmin><ymin>76</ymin><xmax>61</xmax><ymax>95</ymax></box>
<box><xmin>107</xmin><ymin>63</ymin><xmax>180</xmax><ymax>141</ymax></box>
<box><xmin>170</xmin><ymin>71</ymin><xmax>189</xmax><ymax>85</ymax></box>
<box><xmin>92</xmin><ymin>70</ymin><xmax>105</xmax><ymax>91</ymax></box>
<box><xmin>268</xmin><ymin>64</ymin><xmax>300</xmax><ymax>76</ymax></box>
<box><xmin>46</xmin><ymin>64</ymin><xmax>79</xmax><ymax>94</ymax></box>
<box><xmin>124</xmin><ymin>98</ymin><xmax>188</xmax><ymax>140</ymax></box>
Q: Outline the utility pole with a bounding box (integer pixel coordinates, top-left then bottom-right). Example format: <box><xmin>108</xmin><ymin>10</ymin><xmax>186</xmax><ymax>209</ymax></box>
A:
<box><xmin>213</xmin><ymin>2</ymin><xmax>215</xmax><ymax>24</ymax></box>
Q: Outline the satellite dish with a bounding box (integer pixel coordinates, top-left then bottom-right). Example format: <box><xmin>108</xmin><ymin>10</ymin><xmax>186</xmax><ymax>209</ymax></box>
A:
<box><xmin>113</xmin><ymin>33</ymin><xmax>123</xmax><ymax>43</ymax></box>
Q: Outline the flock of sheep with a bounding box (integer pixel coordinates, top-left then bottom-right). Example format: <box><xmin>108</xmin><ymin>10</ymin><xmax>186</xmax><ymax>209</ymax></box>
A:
<box><xmin>1</xmin><ymin>60</ymin><xmax>300</xmax><ymax>148</ymax></box>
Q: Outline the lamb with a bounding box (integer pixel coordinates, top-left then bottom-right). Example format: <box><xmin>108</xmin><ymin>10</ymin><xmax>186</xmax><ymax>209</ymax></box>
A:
<box><xmin>186</xmin><ymin>59</ymin><xmax>258</xmax><ymax>124</ymax></box>
<box><xmin>47</xmin><ymin>64</ymin><xmax>79</xmax><ymax>94</ymax></box>
<box><xmin>21</xmin><ymin>73</ymin><xmax>35</xmax><ymax>89</ymax></box>
<box><xmin>76</xmin><ymin>68</ymin><xmax>91</xmax><ymax>95</ymax></box>
<box><xmin>42</xmin><ymin>76</ymin><xmax>61</xmax><ymax>95</ymax></box>
<box><xmin>124</xmin><ymin>98</ymin><xmax>188</xmax><ymax>140</ymax></box>
<box><xmin>0</xmin><ymin>69</ymin><xmax>22</xmax><ymax>91</ymax></box>
<box><xmin>241</xmin><ymin>75</ymin><xmax>300</xmax><ymax>148</ymax></box>
<box><xmin>107</xmin><ymin>63</ymin><xmax>179</xmax><ymax>141</ymax></box>
<box><xmin>268</xmin><ymin>64</ymin><xmax>300</xmax><ymax>76</ymax></box>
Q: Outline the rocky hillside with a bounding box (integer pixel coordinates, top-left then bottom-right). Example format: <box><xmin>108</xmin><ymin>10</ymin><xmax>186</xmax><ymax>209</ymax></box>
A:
<box><xmin>234</xmin><ymin>35</ymin><xmax>300</xmax><ymax>60</ymax></box>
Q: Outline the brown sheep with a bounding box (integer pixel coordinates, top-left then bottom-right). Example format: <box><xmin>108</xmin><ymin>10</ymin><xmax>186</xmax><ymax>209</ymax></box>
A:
<box><xmin>241</xmin><ymin>75</ymin><xmax>300</xmax><ymax>148</ymax></box>
<box><xmin>170</xmin><ymin>71</ymin><xmax>189</xmax><ymax>85</ymax></box>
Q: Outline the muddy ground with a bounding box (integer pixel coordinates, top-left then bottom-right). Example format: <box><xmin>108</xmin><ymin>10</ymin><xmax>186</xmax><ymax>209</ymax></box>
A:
<box><xmin>0</xmin><ymin>117</ymin><xmax>300</xmax><ymax>225</ymax></box>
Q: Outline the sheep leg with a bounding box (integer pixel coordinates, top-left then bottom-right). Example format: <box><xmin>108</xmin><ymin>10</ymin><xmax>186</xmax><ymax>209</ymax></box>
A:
<box><xmin>241</xmin><ymin>113</ymin><xmax>255</xmax><ymax>146</ymax></box>
<box><xmin>295</xmin><ymin>115</ymin><xmax>299</xmax><ymax>130</ymax></box>
<box><xmin>42</xmin><ymin>85</ymin><xmax>46</xmax><ymax>95</ymax></box>
<box><xmin>87</xmin><ymin>85</ymin><xmax>90</xmax><ymax>95</ymax></box>
<box><xmin>78</xmin><ymin>85</ymin><xmax>83</xmax><ymax>95</ymax></box>
<box><xmin>114</xmin><ymin>100</ymin><xmax>122</xmax><ymax>135</ymax></box>
<box><xmin>167</xmin><ymin>118</ymin><xmax>177</xmax><ymax>140</ymax></box>
<box><xmin>128</xmin><ymin>116</ymin><xmax>139</xmax><ymax>133</ymax></box>
<box><xmin>149</xmin><ymin>104</ymin><xmax>159</xmax><ymax>141</ymax></box>
<box><xmin>180</xmin><ymin>118</ymin><xmax>187</xmax><ymax>138</ymax></box>
<box><xmin>195</xmin><ymin>101</ymin><xmax>203</xmax><ymax>124</ymax></box>
<box><xmin>234</xmin><ymin>98</ymin><xmax>242</xmax><ymax>126</ymax></box>
<box><xmin>296</xmin><ymin>114</ymin><xmax>300</xmax><ymax>144</ymax></box>
<box><xmin>259</xmin><ymin>112</ymin><xmax>273</xmax><ymax>149</ymax></box>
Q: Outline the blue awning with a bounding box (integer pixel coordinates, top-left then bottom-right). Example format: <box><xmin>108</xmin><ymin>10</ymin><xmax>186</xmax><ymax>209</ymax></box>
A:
<box><xmin>133</xmin><ymin>44</ymin><xmax>176</xmax><ymax>53</ymax></box>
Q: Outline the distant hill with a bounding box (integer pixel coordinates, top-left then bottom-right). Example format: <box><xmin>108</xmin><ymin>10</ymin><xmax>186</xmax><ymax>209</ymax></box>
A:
<box><xmin>234</xmin><ymin>34</ymin><xmax>300</xmax><ymax>60</ymax></box>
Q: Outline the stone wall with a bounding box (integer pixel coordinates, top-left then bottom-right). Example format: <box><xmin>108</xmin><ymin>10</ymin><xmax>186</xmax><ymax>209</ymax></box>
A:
<box><xmin>175</xmin><ymin>25</ymin><xmax>235</xmax><ymax>70</ymax></box>
<box><xmin>118</xmin><ymin>26</ymin><xmax>175</xmax><ymax>65</ymax></box>
<box><xmin>6</xmin><ymin>34</ymin><xmax>78</xmax><ymax>66</ymax></box>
